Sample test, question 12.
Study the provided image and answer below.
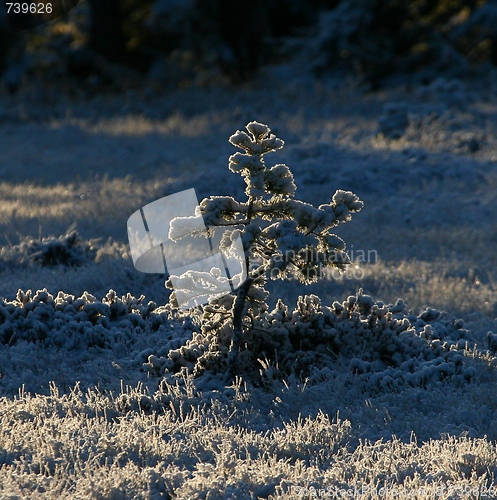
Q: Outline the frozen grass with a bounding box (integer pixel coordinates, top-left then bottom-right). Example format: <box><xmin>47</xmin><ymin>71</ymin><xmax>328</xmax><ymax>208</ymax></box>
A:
<box><xmin>0</xmin><ymin>177</ymin><xmax>169</xmax><ymax>243</ymax></box>
<box><xmin>0</xmin><ymin>374</ymin><xmax>497</xmax><ymax>499</ymax></box>
<box><xmin>1</xmin><ymin>71</ymin><xmax>497</xmax><ymax>496</ymax></box>
<box><xmin>304</xmin><ymin>258</ymin><xmax>497</xmax><ymax>321</ymax></box>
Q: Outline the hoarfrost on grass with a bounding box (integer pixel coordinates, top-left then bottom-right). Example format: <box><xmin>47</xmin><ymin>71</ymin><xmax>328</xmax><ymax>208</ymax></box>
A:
<box><xmin>1</xmin><ymin>53</ymin><xmax>497</xmax><ymax>498</ymax></box>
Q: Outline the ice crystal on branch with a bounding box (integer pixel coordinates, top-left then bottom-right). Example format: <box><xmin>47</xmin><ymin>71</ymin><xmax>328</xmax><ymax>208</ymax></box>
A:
<box><xmin>168</xmin><ymin>121</ymin><xmax>363</xmax><ymax>376</ymax></box>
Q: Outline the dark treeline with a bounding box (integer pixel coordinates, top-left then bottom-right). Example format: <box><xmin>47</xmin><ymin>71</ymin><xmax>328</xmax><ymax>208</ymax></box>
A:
<box><xmin>1</xmin><ymin>0</ymin><xmax>497</xmax><ymax>89</ymax></box>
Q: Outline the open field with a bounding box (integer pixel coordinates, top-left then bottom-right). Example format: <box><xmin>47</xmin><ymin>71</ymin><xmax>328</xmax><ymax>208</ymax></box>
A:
<box><xmin>0</xmin><ymin>70</ymin><xmax>497</xmax><ymax>497</ymax></box>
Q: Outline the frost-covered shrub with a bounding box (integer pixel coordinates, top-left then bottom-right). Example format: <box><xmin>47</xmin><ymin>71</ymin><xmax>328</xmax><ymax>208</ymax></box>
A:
<box><xmin>166</xmin><ymin>121</ymin><xmax>363</xmax><ymax>376</ymax></box>
<box><xmin>0</xmin><ymin>288</ymin><xmax>193</xmax><ymax>350</ymax></box>
<box><xmin>150</xmin><ymin>289</ymin><xmax>481</xmax><ymax>392</ymax></box>
<box><xmin>142</xmin><ymin>122</ymin><xmax>488</xmax><ymax>390</ymax></box>
<box><xmin>0</xmin><ymin>231</ymin><xmax>96</xmax><ymax>269</ymax></box>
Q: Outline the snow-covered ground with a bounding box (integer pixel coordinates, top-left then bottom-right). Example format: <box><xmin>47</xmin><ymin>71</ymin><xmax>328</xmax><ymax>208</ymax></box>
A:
<box><xmin>0</xmin><ymin>66</ymin><xmax>497</xmax><ymax>497</ymax></box>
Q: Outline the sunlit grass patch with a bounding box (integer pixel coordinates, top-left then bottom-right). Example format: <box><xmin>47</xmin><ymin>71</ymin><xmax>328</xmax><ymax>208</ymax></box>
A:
<box><xmin>361</xmin><ymin>259</ymin><xmax>497</xmax><ymax>319</ymax></box>
<box><xmin>0</xmin><ymin>177</ymin><xmax>171</xmax><ymax>242</ymax></box>
<box><xmin>0</xmin><ymin>377</ymin><xmax>496</xmax><ymax>498</ymax></box>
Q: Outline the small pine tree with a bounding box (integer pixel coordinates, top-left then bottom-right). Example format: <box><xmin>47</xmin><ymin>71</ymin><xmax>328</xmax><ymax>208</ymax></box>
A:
<box><xmin>168</xmin><ymin>121</ymin><xmax>363</xmax><ymax>374</ymax></box>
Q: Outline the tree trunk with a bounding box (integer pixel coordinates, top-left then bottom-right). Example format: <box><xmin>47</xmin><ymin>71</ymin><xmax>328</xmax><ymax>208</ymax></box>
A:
<box><xmin>227</xmin><ymin>277</ymin><xmax>253</xmax><ymax>374</ymax></box>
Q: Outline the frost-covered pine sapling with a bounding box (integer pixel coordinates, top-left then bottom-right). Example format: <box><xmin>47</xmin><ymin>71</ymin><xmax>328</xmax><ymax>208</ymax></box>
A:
<box><xmin>168</xmin><ymin>121</ymin><xmax>363</xmax><ymax>375</ymax></box>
